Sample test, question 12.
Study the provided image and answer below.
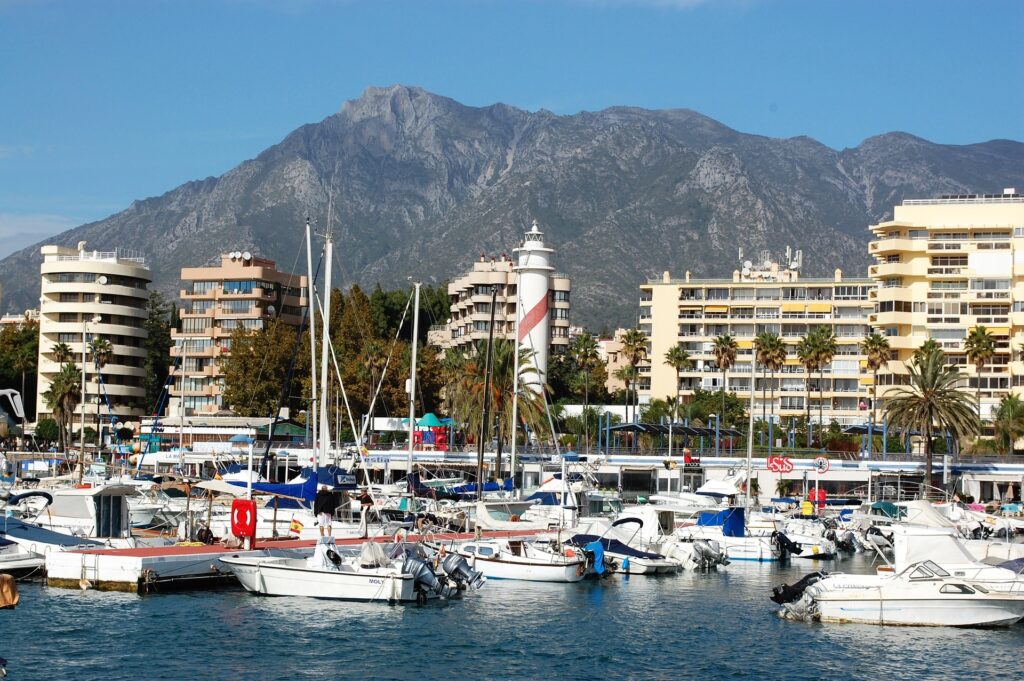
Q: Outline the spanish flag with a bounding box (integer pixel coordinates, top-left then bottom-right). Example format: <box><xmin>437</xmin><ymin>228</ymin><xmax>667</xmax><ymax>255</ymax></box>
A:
<box><xmin>289</xmin><ymin>517</ymin><xmax>304</xmax><ymax>534</ymax></box>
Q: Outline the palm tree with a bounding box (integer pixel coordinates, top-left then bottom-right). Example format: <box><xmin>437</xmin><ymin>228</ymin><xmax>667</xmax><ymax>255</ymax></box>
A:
<box><xmin>448</xmin><ymin>339</ymin><xmax>547</xmax><ymax>477</ymax></box>
<box><xmin>620</xmin><ymin>328</ymin><xmax>648</xmax><ymax>424</ymax></box>
<box><xmin>861</xmin><ymin>332</ymin><xmax>892</xmax><ymax>427</ymax></box>
<box><xmin>42</xmin><ymin>363</ymin><xmax>82</xmax><ymax>453</ymax></box>
<box><xmin>88</xmin><ymin>337</ymin><xmax>113</xmax><ymax>442</ymax></box>
<box><xmin>796</xmin><ymin>331</ymin><xmax>821</xmax><ymax>441</ymax></box>
<box><xmin>712</xmin><ymin>334</ymin><xmax>738</xmax><ymax>426</ymax></box>
<box><xmin>964</xmin><ymin>325</ymin><xmax>996</xmax><ymax>420</ymax></box>
<box><xmin>884</xmin><ymin>347</ymin><xmax>980</xmax><ymax>491</ymax></box>
<box><xmin>614</xmin><ymin>364</ymin><xmax>639</xmax><ymax>425</ymax></box>
<box><xmin>912</xmin><ymin>339</ymin><xmax>942</xmax><ymax>366</ymax></box>
<box><xmin>815</xmin><ymin>328</ymin><xmax>837</xmax><ymax>428</ymax></box>
<box><xmin>664</xmin><ymin>344</ymin><xmax>693</xmax><ymax>456</ymax></box>
<box><xmin>755</xmin><ymin>332</ymin><xmax>785</xmax><ymax>424</ymax></box>
<box><xmin>993</xmin><ymin>394</ymin><xmax>1024</xmax><ymax>456</ymax></box>
<box><xmin>52</xmin><ymin>341</ymin><xmax>73</xmax><ymax>368</ymax></box>
<box><xmin>570</xmin><ymin>332</ymin><xmax>601</xmax><ymax>452</ymax></box>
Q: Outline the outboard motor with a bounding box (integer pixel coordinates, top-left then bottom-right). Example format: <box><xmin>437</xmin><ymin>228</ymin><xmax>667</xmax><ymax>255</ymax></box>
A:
<box><xmin>441</xmin><ymin>553</ymin><xmax>486</xmax><ymax>591</ymax></box>
<box><xmin>770</xmin><ymin>571</ymin><xmax>827</xmax><ymax>605</ymax></box>
<box><xmin>693</xmin><ymin>539</ymin><xmax>730</xmax><ymax>568</ymax></box>
<box><xmin>404</xmin><ymin>555</ymin><xmax>456</xmax><ymax>599</ymax></box>
<box><xmin>772</xmin><ymin>531</ymin><xmax>802</xmax><ymax>560</ymax></box>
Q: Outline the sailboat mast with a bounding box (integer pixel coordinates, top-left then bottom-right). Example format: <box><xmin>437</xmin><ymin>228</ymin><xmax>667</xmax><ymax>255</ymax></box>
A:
<box><xmin>476</xmin><ymin>286</ymin><xmax>499</xmax><ymax>502</ymax></box>
<box><xmin>305</xmin><ymin>219</ymin><xmax>318</xmax><ymax>470</ymax></box>
<box><xmin>317</xmin><ymin>236</ymin><xmax>332</xmax><ymax>472</ymax></box>
<box><xmin>406</xmin><ymin>282</ymin><xmax>421</xmax><ymax>475</ymax></box>
<box><xmin>509</xmin><ymin>283</ymin><xmax>521</xmax><ymax>491</ymax></box>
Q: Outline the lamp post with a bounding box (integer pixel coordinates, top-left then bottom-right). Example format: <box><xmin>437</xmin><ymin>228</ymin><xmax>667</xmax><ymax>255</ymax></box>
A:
<box><xmin>709</xmin><ymin>413</ymin><xmax>719</xmax><ymax>457</ymax></box>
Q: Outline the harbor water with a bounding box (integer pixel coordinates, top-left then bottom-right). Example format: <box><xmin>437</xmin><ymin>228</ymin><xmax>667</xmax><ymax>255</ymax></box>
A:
<box><xmin>3</xmin><ymin>555</ymin><xmax>1024</xmax><ymax>680</ymax></box>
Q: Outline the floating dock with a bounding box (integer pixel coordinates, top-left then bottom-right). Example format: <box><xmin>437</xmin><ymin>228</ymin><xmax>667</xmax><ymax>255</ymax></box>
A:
<box><xmin>45</xmin><ymin>530</ymin><xmax>541</xmax><ymax>594</ymax></box>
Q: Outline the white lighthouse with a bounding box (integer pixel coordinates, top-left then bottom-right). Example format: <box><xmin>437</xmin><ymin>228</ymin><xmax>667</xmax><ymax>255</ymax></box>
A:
<box><xmin>514</xmin><ymin>220</ymin><xmax>554</xmax><ymax>390</ymax></box>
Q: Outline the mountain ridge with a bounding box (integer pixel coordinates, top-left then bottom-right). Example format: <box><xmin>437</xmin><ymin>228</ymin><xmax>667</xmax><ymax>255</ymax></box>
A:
<box><xmin>3</xmin><ymin>84</ymin><xmax>1023</xmax><ymax>328</ymax></box>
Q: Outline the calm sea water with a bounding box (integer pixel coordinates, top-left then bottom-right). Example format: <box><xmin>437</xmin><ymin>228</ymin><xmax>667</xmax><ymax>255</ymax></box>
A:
<box><xmin>3</xmin><ymin>555</ymin><xmax>1024</xmax><ymax>680</ymax></box>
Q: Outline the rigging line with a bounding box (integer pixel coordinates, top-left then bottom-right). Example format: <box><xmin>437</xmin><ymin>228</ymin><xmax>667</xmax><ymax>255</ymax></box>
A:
<box><xmin>353</xmin><ymin>289</ymin><xmax>414</xmax><ymax>444</ymax></box>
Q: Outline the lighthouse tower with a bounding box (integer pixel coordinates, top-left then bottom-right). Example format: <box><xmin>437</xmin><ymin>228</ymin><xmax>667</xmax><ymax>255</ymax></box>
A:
<box><xmin>514</xmin><ymin>220</ymin><xmax>554</xmax><ymax>390</ymax></box>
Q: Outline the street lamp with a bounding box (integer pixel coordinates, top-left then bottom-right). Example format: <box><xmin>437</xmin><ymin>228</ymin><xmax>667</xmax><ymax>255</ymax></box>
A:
<box><xmin>709</xmin><ymin>413</ymin><xmax>719</xmax><ymax>457</ymax></box>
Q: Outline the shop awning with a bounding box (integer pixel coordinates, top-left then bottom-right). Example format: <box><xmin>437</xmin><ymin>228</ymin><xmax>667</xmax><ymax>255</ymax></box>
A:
<box><xmin>781</xmin><ymin>303</ymin><xmax>805</xmax><ymax>313</ymax></box>
<box><xmin>704</xmin><ymin>305</ymin><xmax>728</xmax><ymax>313</ymax></box>
<box><xmin>807</xmin><ymin>303</ymin><xmax>832</xmax><ymax>313</ymax></box>
<box><xmin>737</xmin><ymin>340</ymin><xmax>753</xmax><ymax>349</ymax></box>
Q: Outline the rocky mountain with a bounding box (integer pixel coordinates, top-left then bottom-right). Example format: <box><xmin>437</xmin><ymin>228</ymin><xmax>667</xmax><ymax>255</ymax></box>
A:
<box><xmin>3</xmin><ymin>85</ymin><xmax>1023</xmax><ymax>328</ymax></box>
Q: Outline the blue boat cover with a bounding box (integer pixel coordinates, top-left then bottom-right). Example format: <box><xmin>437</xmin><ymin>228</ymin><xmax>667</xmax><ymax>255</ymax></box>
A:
<box><xmin>1</xmin><ymin>518</ymin><xmax>102</xmax><ymax>547</ymax></box>
<box><xmin>228</xmin><ymin>474</ymin><xmax>318</xmax><ymax>502</ymax></box>
<box><xmin>567</xmin><ymin>535</ymin><xmax>663</xmax><ymax>560</ymax></box>
<box><xmin>297</xmin><ymin>466</ymin><xmax>357</xmax><ymax>490</ymax></box>
<box><xmin>448</xmin><ymin>479</ymin><xmax>515</xmax><ymax>495</ymax></box>
<box><xmin>585</xmin><ymin>540</ymin><xmax>605</xmax><ymax>574</ymax></box>
<box><xmin>525</xmin><ymin>491</ymin><xmax>562</xmax><ymax>506</ymax></box>
<box><xmin>697</xmin><ymin>508</ymin><xmax>745</xmax><ymax>537</ymax></box>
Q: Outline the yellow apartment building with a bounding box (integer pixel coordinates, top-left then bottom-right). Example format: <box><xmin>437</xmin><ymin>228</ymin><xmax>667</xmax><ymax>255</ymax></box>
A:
<box><xmin>638</xmin><ymin>255</ymin><xmax>874</xmax><ymax>426</ymax></box>
<box><xmin>868</xmin><ymin>188</ymin><xmax>1024</xmax><ymax>419</ymax></box>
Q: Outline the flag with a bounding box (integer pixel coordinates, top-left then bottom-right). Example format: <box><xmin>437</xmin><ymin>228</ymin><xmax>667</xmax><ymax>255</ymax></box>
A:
<box><xmin>289</xmin><ymin>517</ymin><xmax>304</xmax><ymax>534</ymax></box>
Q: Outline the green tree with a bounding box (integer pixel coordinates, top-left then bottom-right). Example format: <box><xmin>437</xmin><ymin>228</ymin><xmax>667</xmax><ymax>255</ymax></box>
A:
<box><xmin>993</xmin><ymin>394</ymin><xmax>1024</xmax><ymax>456</ymax></box>
<box><xmin>796</xmin><ymin>331</ymin><xmax>822</xmax><ymax>438</ymax></box>
<box><xmin>754</xmin><ymin>332</ymin><xmax>785</xmax><ymax>424</ymax></box>
<box><xmin>964</xmin><ymin>325</ymin><xmax>996</xmax><ymax>420</ymax></box>
<box><xmin>35</xmin><ymin>417</ymin><xmax>60</xmax><ymax>443</ymax></box>
<box><xmin>221</xmin><ymin>320</ymin><xmax>298</xmax><ymax>417</ymax></box>
<box><xmin>143</xmin><ymin>291</ymin><xmax>173</xmax><ymax>412</ymax></box>
<box><xmin>664</xmin><ymin>343</ymin><xmax>693</xmax><ymax>455</ymax></box>
<box><xmin>861</xmin><ymin>332</ymin><xmax>892</xmax><ymax>426</ymax></box>
<box><xmin>712</xmin><ymin>334</ymin><xmax>738</xmax><ymax>426</ymax></box>
<box><xmin>884</xmin><ymin>347</ymin><xmax>980</xmax><ymax>490</ymax></box>
<box><xmin>42</xmin><ymin>363</ymin><xmax>82</xmax><ymax>452</ymax></box>
<box><xmin>912</xmin><ymin>339</ymin><xmax>942</xmax><ymax>366</ymax></box>
<box><xmin>52</xmin><ymin>342</ymin><xmax>73</xmax><ymax>367</ymax></box>
<box><xmin>815</xmin><ymin>328</ymin><xmax>837</xmax><ymax>428</ymax></box>
<box><xmin>570</xmin><ymin>332</ymin><xmax>601</xmax><ymax>452</ymax></box>
<box><xmin>620</xmin><ymin>328</ymin><xmax>648</xmax><ymax>425</ymax></box>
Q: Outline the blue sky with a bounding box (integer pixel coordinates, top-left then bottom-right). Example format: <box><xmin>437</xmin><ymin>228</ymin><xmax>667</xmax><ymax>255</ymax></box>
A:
<box><xmin>1</xmin><ymin>0</ymin><xmax>1021</xmax><ymax>258</ymax></box>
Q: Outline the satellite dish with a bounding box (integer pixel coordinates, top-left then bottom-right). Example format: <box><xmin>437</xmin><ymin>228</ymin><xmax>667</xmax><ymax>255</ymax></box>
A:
<box><xmin>242</xmin><ymin>251</ymin><xmax>252</xmax><ymax>261</ymax></box>
<box><xmin>266</xmin><ymin>305</ymin><xmax>276</xmax><ymax>316</ymax></box>
<box><xmin>742</xmin><ymin>267</ymin><xmax>751</xmax><ymax>276</ymax></box>
<box><xmin>790</xmin><ymin>261</ymin><xmax>801</xmax><ymax>270</ymax></box>
<box><xmin>743</xmin><ymin>260</ymin><xmax>752</xmax><ymax>269</ymax></box>
<box><xmin>97</xmin><ymin>275</ymin><xmax>108</xmax><ymax>285</ymax></box>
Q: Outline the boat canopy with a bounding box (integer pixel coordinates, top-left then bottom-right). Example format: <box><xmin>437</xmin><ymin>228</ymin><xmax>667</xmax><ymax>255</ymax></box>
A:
<box><xmin>697</xmin><ymin>508</ymin><xmax>746</xmax><ymax>537</ymax></box>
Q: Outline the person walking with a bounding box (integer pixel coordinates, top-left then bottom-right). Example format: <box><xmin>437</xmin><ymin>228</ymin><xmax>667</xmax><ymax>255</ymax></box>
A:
<box><xmin>314</xmin><ymin>484</ymin><xmax>339</xmax><ymax>537</ymax></box>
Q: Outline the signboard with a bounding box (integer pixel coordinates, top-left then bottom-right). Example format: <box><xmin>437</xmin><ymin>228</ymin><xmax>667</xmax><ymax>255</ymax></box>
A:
<box><xmin>813</xmin><ymin>456</ymin><xmax>830</xmax><ymax>474</ymax></box>
<box><xmin>767</xmin><ymin>456</ymin><xmax>794</xmax><ymax>473</ymax></box>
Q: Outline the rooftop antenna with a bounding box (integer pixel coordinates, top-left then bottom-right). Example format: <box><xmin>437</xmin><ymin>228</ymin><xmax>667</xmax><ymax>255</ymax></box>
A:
<box><xmin>738</xmin><ymin>247</ymin><xmax>744</xmax><ymax>264</ymax></box>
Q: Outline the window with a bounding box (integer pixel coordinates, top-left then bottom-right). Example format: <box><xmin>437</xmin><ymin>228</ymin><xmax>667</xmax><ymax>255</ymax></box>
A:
<box><xmin>223</xmin><ymin>280</ymin><xmax>256</xmax><ymax>295</ymax></box>
<box><xmin>58</xmin><ymin>312</ymin><xmax>78</xmax><ymax>323</ymax></box>
<box><xmin>971</xmin><ymin>279</ymin><xmax>1010</xmax><ymax>290</ymax></box>
<box><xmin>189</xmin><ymin>300</ymin><xmax>213</xmax><ymax>313</ymax></box>
<box><xmin>834</xmin><ymin>285</ymin><xmax>871</xmax><ymax>300</ymax></box>
<box><xmin>191</xmin><ymin>281</ymin><xmax>217</xmax><ymax>295</ymax></box>
<box><xmin>550</xmin><ymin>308</ymin><xmax>569</xmax><ymax>320</ymax></box>
<box><xmin>552</xmin><ymin>290</ymin><xmax>570</xmax><ymax>302</ymax></box>
<box><xmin>221</xmin><ymin>300</ymin><xmax>253</xmax><ymax>314</ymax></box>
<box><xmin>181</xmin><ymin>317</ymin><xmax>211</xmax><ymax>333</ymax></box>
<box><xmin>882</xmin><ymin>278</ymin><xmax>903</xmax><ymax>288</ymax></box>
<box><xmin>477</xmin><ymin>546</ymin><xmax>494</xmax><ymax>557</ymax></box>
<box><xmin>706</xmin><ymin>288</ymin><xmax>729</xmax><ymax>300</ymax></box>
<box><xmin>52</xmin><ymin>272</ymin><xmax>96</xmax><ymax>284</ymax></box>
<box><xmin>58</xmin><ymin>292</ymin><xmax>79</xmax><ymax>302</ymax></box>
<box><xmin>930</xmin><ymin>281</ymin><xmax>968</xmax><ymax>290</ymax></box>
<box><xmin>908</xmin><ymin>230</ymin><xmax>929</xmax><ymax>240</ymax></box>
<box><xmin>930</xmin><ymin>256</ymin><xmax>967</xmax><ymax>266</ymax></box>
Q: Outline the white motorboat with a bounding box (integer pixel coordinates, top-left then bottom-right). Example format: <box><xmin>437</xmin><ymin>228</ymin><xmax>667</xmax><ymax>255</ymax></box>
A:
<box><xmin>220</xmin><ymin>537</ymin><xmax>485</xmax><ymax>604</ymax></box>
<box><xmin>456</xmin><ymin>538</ymin><xmax>586</xmax><ymax>582</ymax></box>
<box><xmin>774</xmin><ymin>525</ymin><xmax>1024</xmax><ymax>627</ymax></box>
<box><xmin>568</xmin><ymin>518</ymin><xmax>681</xmax><ymax>575</ymax></box>
<box><xmin>613</xmin><ymin>505</ymin><xmax>729</xmax><ymax>571</ymax></box>
<box><xmin>0</xmin><ymin>537</ymin><xmax>44</xmax><ymax>579</ymax></box>
<box><xmin>674</xmin><ymin>508</ymin><xmax>783</xmax><ymax>563</ymax></box>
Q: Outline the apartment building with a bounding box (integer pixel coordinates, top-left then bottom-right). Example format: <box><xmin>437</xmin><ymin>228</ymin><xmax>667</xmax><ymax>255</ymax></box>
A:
<box><xmin>427</xmin><ymin>225</ymin><xmax>571</xmax><ymax>369</ymax></box>
<box><xmin>171</xmin><ymin>251</ymin><xmax>308</xmax><ymax>416</ymax></box>
<box><xmin>36</xmin><ymin>243</ymin><xmax>151</xmax><ymax>424</ymax></box>
<box><xmin>639</xmin><ymin>255</ymin><xmax>874</xmax><ymax>426</ymax></box>
<box><xmin>868</xmin><ymin>189</ymin><xmax>1024</xmax><ymax>419</ymax></box>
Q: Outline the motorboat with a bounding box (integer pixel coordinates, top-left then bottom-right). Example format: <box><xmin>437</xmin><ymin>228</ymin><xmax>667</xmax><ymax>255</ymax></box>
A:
<box><xmin>220</xmin><ymin>537</ymin><xmax>485</xmax><ymax>604</ymax></box>
<box><xmin>455</xmin><ymin>537</ymin><xmax>587</xmax><ymax>582</ymax></box>
<box><xmin>568</xmin><ymin>518</ymin><xmax>681</xmax><ymax>575</ymax></box>
<box><xmin>0</xmin><ymin>537</ymin><xmax>44</xmax><ymax>579</ymax></box>
<box><xmin>773</xmin><ymin>525</ymin><xmax>1024</xmax><ymax>627</ymax></box>
<box><xmin>675</xmin><ymin>508</ymin><xmax>784</xmax><ymax>563</ymax></box>
<box><xmin>17</xmin><ymin>485</ymin><xmax>154</xmax><ymax>546</ymax></box>
<box><xmin>613</xmin><ymin>505</ymin><xmax>729</xmax><ymax>571</ymax></box>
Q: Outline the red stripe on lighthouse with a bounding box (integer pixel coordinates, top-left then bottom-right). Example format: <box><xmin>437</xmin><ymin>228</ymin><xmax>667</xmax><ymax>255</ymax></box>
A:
<box><xmin>518</xmin><ymin>296</ymin><xmax>549</xmax><ymax>341</ymax></box>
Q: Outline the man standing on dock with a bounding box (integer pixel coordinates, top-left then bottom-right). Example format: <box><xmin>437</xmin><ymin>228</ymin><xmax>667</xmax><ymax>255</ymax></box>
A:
<box><xmin>314</xmin><ymin>484</ymin><xmax>339</xmax><ymax>537</ymax></box>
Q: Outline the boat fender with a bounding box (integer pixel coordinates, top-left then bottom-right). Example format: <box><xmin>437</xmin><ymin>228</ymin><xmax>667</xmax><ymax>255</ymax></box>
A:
<box><xmin>622</xmin><ymin>558</ymin><xmax>630</xmax><ymax>573</ymax></box>
<box><xmin>395</xmin><ymin>529</ymin><xmax>407</xmax><ymax>543</ymax></box>
<box><xmin>576</xmin><ymin>563</ymin><xmax>585</xmax><ymax>578</ymax></box>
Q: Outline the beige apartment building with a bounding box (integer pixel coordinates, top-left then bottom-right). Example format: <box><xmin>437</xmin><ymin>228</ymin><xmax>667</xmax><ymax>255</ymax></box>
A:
<box><xmin>427</xmin><ymin>254</ymin><xmax>571</xmax><ymax>354</ymax></box>
<box><xmin>868</xmin><ymin>189</ymin><xmax>1024</xmax><ymax>420</ymax></box>
<box><xmin>171</xmin><ymin>252</ymin><xmax>307</xmax><ymax>416</ymax></box>
<box><xmin>599</xmin><ymin>328</ymin><xmax>631</xmax><ymax>394</ymax></box>
<box><xmin>36</xmin><ymin>243</ymin><xmax>151</xmax><ymax>425</ymax></box>
<box><xmin>638</xmin><ymin>256</ymin><xmax>874</xmax><ymax>426</ymax></box>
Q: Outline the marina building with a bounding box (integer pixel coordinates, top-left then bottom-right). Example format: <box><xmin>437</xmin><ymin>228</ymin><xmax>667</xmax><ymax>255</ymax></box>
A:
<box><xmin>427</xmin><ymin>222</ymin><xmax>571</xmax><ymax>381</ymax></box>
<box><xmin>868</xmin><ymin>188</ymin><xmax>1024</xmax><ymax>419</ymax></box>
<box><xmin>170</xmin><ymin>251</ymin><xmax>308</xmax><ymax>417</ymax></box>
<box><xmin>599</xmin><ymin>328</ymin><xmax>631</xmax><ymax>394</ymax></box>
<box><xmin>35</xmin><ymin>243</ymin><xmax>151</xmax><ymax>425</ymax></box>
<box><xmin>638</xmin><ymin>253</ymin><xmax>875</xmax><ymax>426</ymax></box>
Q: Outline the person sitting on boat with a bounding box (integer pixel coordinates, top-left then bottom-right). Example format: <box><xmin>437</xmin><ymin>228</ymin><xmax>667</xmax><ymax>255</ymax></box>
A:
<box><xmin>314</xmin><ymin>485</ymin><xmax>340</xmax><ymax>537</ymax></box>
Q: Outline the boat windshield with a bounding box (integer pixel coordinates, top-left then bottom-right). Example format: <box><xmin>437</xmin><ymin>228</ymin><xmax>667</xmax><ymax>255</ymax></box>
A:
<box><xmin>923</xmin><ymin>560</ymin><xmax>950</xmax><ymax>577</ymax></box>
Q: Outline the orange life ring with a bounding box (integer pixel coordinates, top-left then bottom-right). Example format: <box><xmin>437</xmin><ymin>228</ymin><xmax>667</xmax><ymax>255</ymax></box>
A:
<box><xmin>509</xmin><ymin>514</ymin><xmax>520</xmax><ymax>522</ymax></box>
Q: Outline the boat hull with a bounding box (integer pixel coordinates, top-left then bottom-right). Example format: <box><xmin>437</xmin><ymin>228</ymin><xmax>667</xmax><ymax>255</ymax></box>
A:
<box><xmin>816</xmin><ymin>595</ymin><xmax>1024</xmax><ymax>627</ymax></box>
<box><xmin>465</xmin><ymin>555</ymin><xmax>584</xmax><ymax>582</ymax></box>
<box><xmin>220</xmin><ymin>556</ymin><xmax>418</xmax><ymax>603</ymax></box>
